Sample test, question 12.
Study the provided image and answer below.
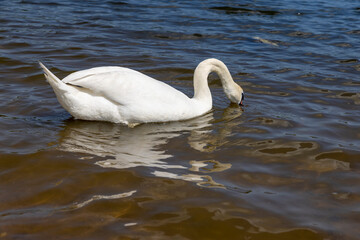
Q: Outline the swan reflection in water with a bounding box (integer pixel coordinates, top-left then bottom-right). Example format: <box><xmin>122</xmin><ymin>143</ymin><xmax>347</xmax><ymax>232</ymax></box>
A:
<box><xmin>57</xmin><ymin>105</ymin><xmax>243</xmax><ymax>187</ymax></box>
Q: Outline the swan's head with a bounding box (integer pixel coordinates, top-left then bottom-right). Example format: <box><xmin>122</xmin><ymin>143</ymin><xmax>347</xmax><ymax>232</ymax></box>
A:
<box><xmin>194</xmin><ymin>58</ymin><xmax>245</xmax><ymax>106</ymax></box>
<box><xmin>226</xmin><ymin>83</ymin><xmax>245</xmax><ymax>106</ymax></box>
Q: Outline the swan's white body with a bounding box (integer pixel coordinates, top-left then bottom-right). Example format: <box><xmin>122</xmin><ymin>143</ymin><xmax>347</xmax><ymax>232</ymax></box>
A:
<box><xmin>40</xmin><ymin>58</ymin><xmax>244</xmax><ymax>125</ymax></box>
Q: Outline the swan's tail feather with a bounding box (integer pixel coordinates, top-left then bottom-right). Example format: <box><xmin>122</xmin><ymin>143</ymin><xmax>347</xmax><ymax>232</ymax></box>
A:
<box><xmin>39</xmin><ymin>62</ymin><xmax>66</xmax><ymax>90</ymax></box>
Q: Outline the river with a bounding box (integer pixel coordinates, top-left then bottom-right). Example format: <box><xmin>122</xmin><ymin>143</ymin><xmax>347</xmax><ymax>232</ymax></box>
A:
<box><xmin>0</xmin><ymin>0</ymin><xmax>359</xmax><ymax>239</ymax></box>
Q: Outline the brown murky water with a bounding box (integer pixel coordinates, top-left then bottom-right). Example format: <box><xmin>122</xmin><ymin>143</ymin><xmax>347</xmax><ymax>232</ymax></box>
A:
<box><xmin>1</xmin><ymin>1</ymin><xmax>359</xmax><ymax>239</ymax></box>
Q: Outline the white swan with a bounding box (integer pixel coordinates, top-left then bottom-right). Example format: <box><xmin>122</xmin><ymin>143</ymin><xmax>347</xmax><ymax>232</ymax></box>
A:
<box><xmin>40</xmin><ymin>58</ymin><xmax>244</xmax><ymax>125</ymax></box>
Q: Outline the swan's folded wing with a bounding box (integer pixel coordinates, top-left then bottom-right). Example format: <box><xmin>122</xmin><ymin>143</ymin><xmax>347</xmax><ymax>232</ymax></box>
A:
<box><xmin>61</xmin><ymin>67</ymin><xmax>191</xmax><ymax>108</ymax></box>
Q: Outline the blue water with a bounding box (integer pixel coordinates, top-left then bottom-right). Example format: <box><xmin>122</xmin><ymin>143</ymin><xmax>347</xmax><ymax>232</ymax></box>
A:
<box><xmin>1</xmin><ymin>0</ymin><xmax>359</xmax><ymax>239</ymax></box>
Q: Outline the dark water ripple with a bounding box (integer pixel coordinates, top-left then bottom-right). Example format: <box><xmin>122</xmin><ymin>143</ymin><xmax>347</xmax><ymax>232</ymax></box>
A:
<box><xmin>1</xmin><ymin>0</ymin><xmax>360</xmax><ymax>239</ymax></box>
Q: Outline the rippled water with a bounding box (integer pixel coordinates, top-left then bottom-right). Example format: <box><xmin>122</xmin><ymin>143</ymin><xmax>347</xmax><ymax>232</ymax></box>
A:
<box><xmin>1</xmin><ymin>0</ymin><xmax>360</xmax><ymax>239</ymax></box>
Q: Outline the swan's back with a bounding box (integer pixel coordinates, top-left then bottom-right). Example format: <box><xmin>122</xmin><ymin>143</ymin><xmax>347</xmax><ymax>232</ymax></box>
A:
<box><xmin>63</xmin><ymin>66</ymin><xmax>133</xmax><ymax>84</ymax></box>
<box><xmin>63</xmin><ymin>66</ymin><xmax>189</xmax><ymax>104</ymax></box>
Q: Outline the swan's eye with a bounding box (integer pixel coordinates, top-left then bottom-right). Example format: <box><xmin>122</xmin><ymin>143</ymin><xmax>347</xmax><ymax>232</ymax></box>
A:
<box><xmin>239</xmin><ymin>93</ymin><xmax>244</xmax><ymax>106</ymax></box>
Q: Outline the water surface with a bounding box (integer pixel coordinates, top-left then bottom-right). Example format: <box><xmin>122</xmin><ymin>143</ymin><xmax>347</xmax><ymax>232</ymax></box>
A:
<box><xmin>1</xmin><ymin>0</ymin><xmax>360</xmax><ymax>239</ymax></box>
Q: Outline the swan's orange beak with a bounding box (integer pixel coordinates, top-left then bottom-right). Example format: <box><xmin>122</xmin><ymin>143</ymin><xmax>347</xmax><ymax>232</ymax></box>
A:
<box><xmin>239</xmin><ymin>93</ymin><xmax>244</xmax><ymax>106</ymax></box>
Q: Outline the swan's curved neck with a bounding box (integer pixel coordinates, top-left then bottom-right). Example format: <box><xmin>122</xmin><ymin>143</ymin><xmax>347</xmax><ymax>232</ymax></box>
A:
<box><xmin>192</xmin><ymin>58</ymin><xmax>236</xmax><ymax>104</ymax></box>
